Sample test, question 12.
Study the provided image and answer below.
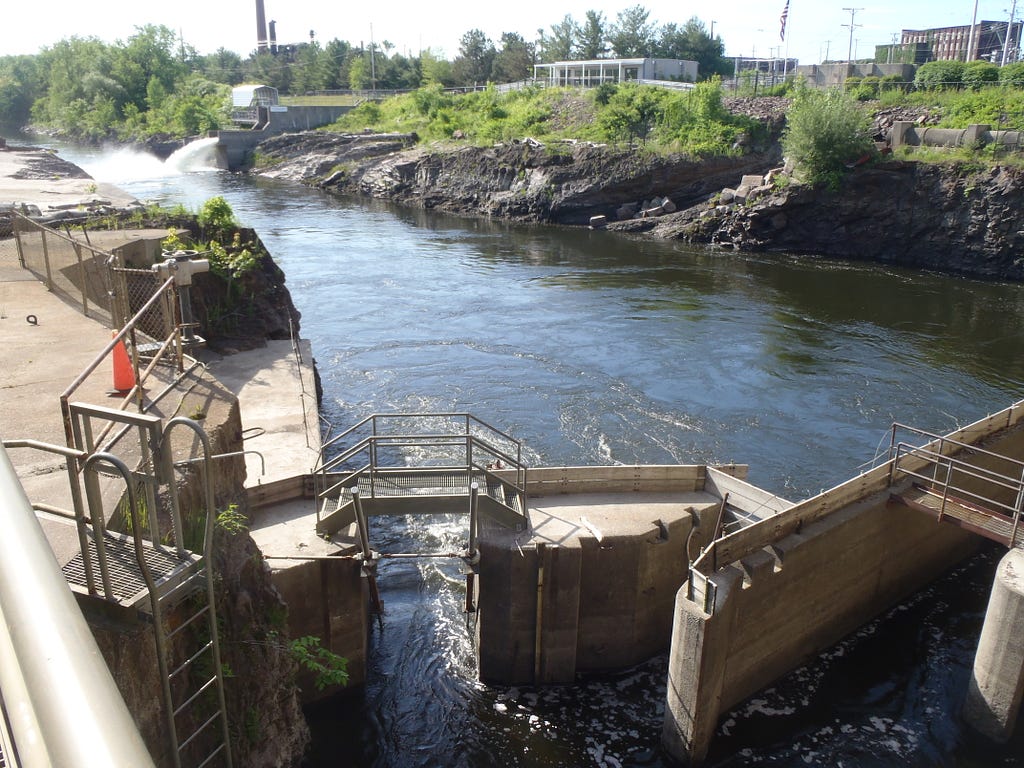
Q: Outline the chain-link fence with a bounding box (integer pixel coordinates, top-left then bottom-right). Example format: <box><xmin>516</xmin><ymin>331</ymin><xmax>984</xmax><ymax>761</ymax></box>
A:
<box><xmin>13</xmin><ymin>213</ymin><xmax>115</xmax><ymax>327</ymax></box>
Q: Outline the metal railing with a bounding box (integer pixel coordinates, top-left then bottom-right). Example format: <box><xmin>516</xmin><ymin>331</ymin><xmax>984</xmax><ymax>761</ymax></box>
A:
<box><xmin>315</xmin><ymin>412</ymin><xmax>526</xmax><ymax>519</ymax></box>
<box><xmin>0</xmin><ymin>445</ymin><xmax>156</xmax><ymax>767</ymax></box>
<box><xmin>889</xmin><ymin>423</ymin><xmax>1024</xmax><ymax>546</ymax></box>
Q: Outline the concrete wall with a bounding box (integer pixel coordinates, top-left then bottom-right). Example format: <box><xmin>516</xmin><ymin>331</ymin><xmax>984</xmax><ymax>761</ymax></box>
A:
<box><xmin>476</xmin><ymin>464</ymin><xmax>741</xmax><ymax>684</ymax></box>
<box><xmin>271</xmin><ymin>556</ymin><xmax>367</xmax><ymax>700</ymax></box>
<box><xmin>794</xmin><ymin>62</ymin><xmax>916</xmax><ymax>87</ymax></box>
<box><xmin>891</xmin><ymin>122</ymin><xmax>1023</xmax><ymax>153</ymax></box>
<box><xmin>216</xmin><ymin>105</ymin><xmax>353</xmax><ymax>170</ymax></box>
<box><xmin>664</xmin><ymin>402</ymin><xmax>1024</xmax><ymax>766</ymax></box>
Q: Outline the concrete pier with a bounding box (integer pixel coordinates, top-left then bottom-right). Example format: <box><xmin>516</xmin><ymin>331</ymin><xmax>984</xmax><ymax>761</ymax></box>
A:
<box><xmin>964</xmin><ymin>547</ymin><xmax>1024</xmax><ymax>742</ymax></box>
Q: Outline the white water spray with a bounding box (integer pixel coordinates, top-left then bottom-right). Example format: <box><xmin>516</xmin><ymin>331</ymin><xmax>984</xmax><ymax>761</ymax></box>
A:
<box><xmin>80</xmin><ymin>137</ymin><xmax>223</xmax><ymax>184</ymax></box>
<box><xmin>165</xmin><ymin>137</ymin><xmax>224</xmax><ymax>173</ymax></box>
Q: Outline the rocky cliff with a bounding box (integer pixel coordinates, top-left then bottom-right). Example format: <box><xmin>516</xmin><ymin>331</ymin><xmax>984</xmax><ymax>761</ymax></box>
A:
<box><xmin>611</xmin><ymin>160</ymin><xmax>1024</xmax><ymax>281</ymax></box>
<box><xmin>254</xmin><ymin>132</ymin><xmax>782</xmax><ymax>226</ymax></box>
<box><xmin>252</xmin><ymin>100</ymin><xmax>1024</xmax><ymax>282</ymax></box>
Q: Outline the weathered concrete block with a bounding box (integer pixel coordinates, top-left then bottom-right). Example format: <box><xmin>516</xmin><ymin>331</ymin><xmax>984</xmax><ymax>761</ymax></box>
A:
<box><xmin>661</xmin><ymin>197</ymin><xmax>677</xmax><ymax>213</ymax></box>
<box><xmin>589</xmin><ymin>215</ymin><xmax>607</xmax><ymax>229</ymax></box>
<box><xmin>740</xmin><ymin>174</ymin><xmax>765</xmax><ymax>188</ymax></box>
<box><xmin>964</xmin><ymin>548</ymin><xmax>1024</xmax><ymax>742</ymax></box>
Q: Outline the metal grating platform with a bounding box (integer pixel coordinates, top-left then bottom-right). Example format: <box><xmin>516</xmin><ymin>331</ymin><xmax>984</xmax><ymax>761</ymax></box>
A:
<box><xmin>62</xmin><ymin>530</ymin><xmax>202</xmax><ymax>609</ymax></box>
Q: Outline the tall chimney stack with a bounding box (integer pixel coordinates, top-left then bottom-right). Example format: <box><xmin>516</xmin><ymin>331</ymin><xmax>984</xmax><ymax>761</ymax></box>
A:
<box><xmin>269</xmin><ymin>20</ymin><xmax>278</xmax><ymax>55</ymax></box>
<box><xmin>255</xmin><ymin>0</ymin><xmax>269</xmax><ymax>53</ymax></box>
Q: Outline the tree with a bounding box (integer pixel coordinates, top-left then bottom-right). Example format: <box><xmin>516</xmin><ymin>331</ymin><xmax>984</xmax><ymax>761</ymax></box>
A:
<box><xmin>452</xmin><ymin>29</ymin><xmax>496</xmax><ymax>85</ymax></box>
<box><xmin>781</xmin><ymin>86</ymin><xmax>875</xmax><ymax>187</ymax></box>
<box><xmin>492</xmin><ymin>33</ymin><xmax>535</xmax><ymax>83</ymax></box>
<box><xmin>654</xmin><ymin>17</ymin><xmax>730</xmax><ymax>79</ymax></box>
<box><xmin>608</xmin><ymin>5</ymin><xmax>656</xmax><ymax>58</ymax></box>
<box><xmin>577</xmin><ymin>11</ymin><xmax>608</xmax><ymax>59</ymax></box>
<box><xmin>420</xmin><ymin>48</ymin><xmax>454</xmax><ymax>87</ymax></box>
<box><xmin>198</xmin><ymin>48</ymin><xmax>245</xmax><ymax>86</ymax></box>
<box><xmin>540</xmin><ymin>15</ymin><xmax>578</xmax><ymax>63</ymax></box>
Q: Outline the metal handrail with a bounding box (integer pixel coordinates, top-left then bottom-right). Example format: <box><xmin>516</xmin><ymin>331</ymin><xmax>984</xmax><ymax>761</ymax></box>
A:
<box><xmin>889</xmin><ymin>421</ymin><xmax>1024</xmax><ymax>473</ymax></box>
<box><xmin>0</xmin><ymin>445</ymin><xmax>156</xmax><ymax>766</ymax></box>
<box><xmin>315</xmin><ymin>413</ymin><xmax>528</xmax><ymax>528</ymax></box>
<box><xmin>893</xmin><ymin>442</ymin><xmax>1024</xmax><ymax>527</ymax></box>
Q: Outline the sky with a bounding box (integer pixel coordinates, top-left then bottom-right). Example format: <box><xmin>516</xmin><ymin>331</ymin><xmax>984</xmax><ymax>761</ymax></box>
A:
<box><xmin>1</xmin><ymin>0</ymin><xmax>1016</xmax><ymax>67</ymax></box>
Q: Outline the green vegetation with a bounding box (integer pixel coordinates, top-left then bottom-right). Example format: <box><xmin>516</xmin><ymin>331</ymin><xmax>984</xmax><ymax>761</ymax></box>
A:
<box><xmin>330</xmin><ymin>81</ymin><xmax>758</xmax><ymax>157</ymax></box>
<box><xmin>0</xmin><ymin>5</ymin><xmax>729</xmax><ymax>140</ymax></box>
<box><xmin>289</xmin><ymin>636</ymin><xmax>349</xmax><ymax>690</ymax></box>
<box><xmin>782</xmin><ymin>86</ymin><xmax>875</xmax><ymax>188</ymax></box>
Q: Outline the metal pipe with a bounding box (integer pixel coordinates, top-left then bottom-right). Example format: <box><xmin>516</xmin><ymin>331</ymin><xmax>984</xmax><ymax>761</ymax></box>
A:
<box><xmin>0</xmin><ymin>446</ymin><xmax>156</xmax><ymax>766</ymax></box>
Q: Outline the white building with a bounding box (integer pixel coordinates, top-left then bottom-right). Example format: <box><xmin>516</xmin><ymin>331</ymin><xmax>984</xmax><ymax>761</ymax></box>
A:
<box><xmin>533</xmin><ymin>58</ymin><xmax>699</xmax><ymax>87</ymax></box>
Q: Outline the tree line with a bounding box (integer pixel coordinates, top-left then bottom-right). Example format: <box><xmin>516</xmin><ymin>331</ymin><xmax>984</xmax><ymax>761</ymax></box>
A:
<box><xmin>0</xmin><ymin>5</ymin><xmax>731</xmax><ymax>140</ymax></box>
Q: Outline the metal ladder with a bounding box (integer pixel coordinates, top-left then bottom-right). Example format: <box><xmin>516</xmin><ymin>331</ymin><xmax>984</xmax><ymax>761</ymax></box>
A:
<box><xmin>8</xmin><ymin>406</ymin><xmax>234</xmax><ymax>768</ymax></box>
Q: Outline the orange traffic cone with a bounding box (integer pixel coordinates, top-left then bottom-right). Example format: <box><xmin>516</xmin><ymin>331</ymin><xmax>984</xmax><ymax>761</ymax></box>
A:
<box><xmin>112</xmin><ymin>333</ymin><xmax>136</xmax><ymax>393</ymax></box>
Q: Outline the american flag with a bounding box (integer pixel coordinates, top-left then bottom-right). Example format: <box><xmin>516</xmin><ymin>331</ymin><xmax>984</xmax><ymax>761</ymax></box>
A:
<box><xmin>780</xmin><ymin>0</ymin><xmax>790</xmax><ymax>41</ymax></box>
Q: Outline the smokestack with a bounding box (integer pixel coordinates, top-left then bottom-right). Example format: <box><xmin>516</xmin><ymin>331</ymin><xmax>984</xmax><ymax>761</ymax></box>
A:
<box><xmin>255</xmin><ymin>0</ymin><xmax>268</xmax><ymax>53</ymax></box>
<box><xmin>269</xmin><ymin>20</ymin><xmax>278</xmax><ymax>55</ymax></box>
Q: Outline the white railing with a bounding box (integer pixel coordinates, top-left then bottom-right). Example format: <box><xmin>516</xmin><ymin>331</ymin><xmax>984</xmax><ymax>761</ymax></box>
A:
<box><xmin>0</xmin><ymin>446</ymin><xmax>155</xmax><ymax>767</ymax></box>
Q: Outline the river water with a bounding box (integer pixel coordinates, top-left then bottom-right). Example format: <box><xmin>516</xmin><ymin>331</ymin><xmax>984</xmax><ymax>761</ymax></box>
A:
<box><xmin>42</xmin><ymin>140</ymin><xmax>1024</xmax><ymax>767</ymax></box>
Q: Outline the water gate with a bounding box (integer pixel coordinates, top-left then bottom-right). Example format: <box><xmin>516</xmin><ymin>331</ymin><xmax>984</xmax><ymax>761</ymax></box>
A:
<box><xmin>313</xmin><ymin>413</ymin><xmax>529</xmax><ymax>613</ymax></box>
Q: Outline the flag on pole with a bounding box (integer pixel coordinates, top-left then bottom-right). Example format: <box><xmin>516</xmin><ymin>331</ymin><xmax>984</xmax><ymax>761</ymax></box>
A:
<box><xmin>780</xmin><ymin>0</ymin><xmax>790</xmax><ymax>41</ymax></box>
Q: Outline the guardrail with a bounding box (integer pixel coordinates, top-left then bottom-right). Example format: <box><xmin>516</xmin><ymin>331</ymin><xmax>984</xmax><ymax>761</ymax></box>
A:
<box><xmin>0</xmin><ymin>445</ymin><xmax>155</xmax><ymax>767</ymax></box>
<box><xmin>315</xmin><ymin>412</ymin><xmax>527</xmax><ymax>526</ymax></box>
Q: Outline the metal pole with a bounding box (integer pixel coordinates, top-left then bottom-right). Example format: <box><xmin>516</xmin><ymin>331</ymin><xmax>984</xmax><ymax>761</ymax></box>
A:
<box><xmin>1002</xmin><ymin>0</ymin><xmax>1018</xmax><ymax>66</ymax></box>
<box><xmin>967</xmin><ymin>0</ymin><xmax>980</xmax><ymax>60</ymax></box>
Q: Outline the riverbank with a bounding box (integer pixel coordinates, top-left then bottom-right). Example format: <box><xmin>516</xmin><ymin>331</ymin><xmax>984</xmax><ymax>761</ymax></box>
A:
<box><xmin>249</xmin><ymin>103</ymin><xmax>1024</xmax><ymax>282</ymax></box>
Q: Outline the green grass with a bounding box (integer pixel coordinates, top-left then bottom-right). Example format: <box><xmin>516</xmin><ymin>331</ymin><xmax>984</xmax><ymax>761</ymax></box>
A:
<box><xmin>323</xmin><ymin>81</ymin><xmax>760</xmax><ymax>157</ymax></box>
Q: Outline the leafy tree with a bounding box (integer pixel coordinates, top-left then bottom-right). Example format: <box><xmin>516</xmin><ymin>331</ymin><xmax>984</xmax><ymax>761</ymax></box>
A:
<box><xmin>608</xmin><ymin>5</ymin><xmax>656</xmax><ymax>58</ymax></box>
<box><xmin>540</xmin><ymin>15</ymin><xmax>578</xmax><ymax>63</ymax></box>
<box><xmin>198</xmin><ymin>48</ymin><xmax>245</xmax><ymax>86</ymax></box>
<box><xmin>781</xmin><ymin>86</ymin><xmax>874</xmax><ymax>187</ymax></box>
<box><xmin>577</xmin><ymin>11</ymin><xmax>608</xmax><ymax>59</ymax></box>
<box><xmin>655</xmin><ymin>17</ymin><xmax>730</xmax><ymax>79</ymax></box>
<box><xmin>452</xmin><ymin>29</ymin><xmax>496</xmax><ymax>85</ymax></box>
<box><xmin>492</xmin><ymin>33</ymin><xmax>534</xmax><ymax>83</ymax></box>
<box><xmin>420</xmin><ymin>48</ymin><xmax>454</xmax><ymax>87</ymax></box>
<box><xmin>111</xmin><ymin>25</ymin><xmax>186</xmax><ymax>113</ymax></box>
<box><xmin>0</xmin><ymin>56</ymin><xmax>40</xmax><ymax>127</ymax></box>
<box><xmin>914</xmin><ymin>60</ymin><xmax>965</xmax><ymax>91</ymax></box>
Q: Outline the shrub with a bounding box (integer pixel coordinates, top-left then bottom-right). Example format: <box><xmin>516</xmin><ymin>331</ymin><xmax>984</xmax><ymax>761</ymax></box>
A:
<box><xmin>962</xmin><ymin>61</ymin><xmax>999</xmax><ymax>91</ymax></box>
<box><xmin>915</xmin><ymin>60</ymin><xmax>965</xmax><ymax>91</ymax></box>
<box><xmin>999</xmin><ymin>61</ymin><xmax>1024</xmax><ymax>88</ymax></box>
<box><xmin>781</xmin><ymin>86</ymin><xmax>875</xmax><ymax>187</ymax></box>
<box><xmin>197</xmin><ymin>196</ymin><xmax>237</xmax><ymax>239</ymax></box>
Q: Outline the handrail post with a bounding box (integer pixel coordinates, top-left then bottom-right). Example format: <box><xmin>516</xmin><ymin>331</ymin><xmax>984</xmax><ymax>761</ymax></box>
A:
<box><xmin>1010</xmin><ymin>466</ymin><xmax>1024</xmax><ymax>547</ymax></box>
<box><xmin>351</xmin><ymin>487</ymin><xmax>372</xmax><ymax>560</ymax></box>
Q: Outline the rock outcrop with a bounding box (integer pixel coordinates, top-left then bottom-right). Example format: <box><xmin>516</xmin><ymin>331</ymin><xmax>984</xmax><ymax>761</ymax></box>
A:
<box><xmin>611</xmin><ymin>161</ymin><xmax>1024</xmax><ymax>281</ymax></box>
<box><xmin>255</xmin><ymin>133</ymin><xmax>782</xmax><ymax>226</ymax></box>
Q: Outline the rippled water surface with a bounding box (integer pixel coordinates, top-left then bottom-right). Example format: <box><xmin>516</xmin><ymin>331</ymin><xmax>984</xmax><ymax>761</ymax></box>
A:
<box><xmin>42</xmin><ymin>139</ymin><xmax>1024</xmax><ymax>766</ymax></box>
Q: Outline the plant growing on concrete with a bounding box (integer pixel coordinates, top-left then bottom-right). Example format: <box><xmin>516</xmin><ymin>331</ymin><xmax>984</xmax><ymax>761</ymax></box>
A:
<box><xmin>781</xmin><ymin>86</ymin><xmax>874</xmax><ymax>188</ymax></box>
<box><xmin>289</xmin><ymin>636</ymin><xmax>349</xmax><ymax>690</ymax></box>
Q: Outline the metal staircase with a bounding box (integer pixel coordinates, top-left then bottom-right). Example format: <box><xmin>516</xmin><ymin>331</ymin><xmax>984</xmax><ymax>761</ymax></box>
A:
<box><xmin>3</xmin><ymin>407</ymin><xmax>233</xmax><ymax>768</ymax></box>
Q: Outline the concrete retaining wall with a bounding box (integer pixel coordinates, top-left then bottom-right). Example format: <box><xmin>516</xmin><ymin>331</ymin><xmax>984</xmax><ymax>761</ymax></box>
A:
<box><xmin>216</xmin><ymin>105</ymin><xmax>353</xmax><ymax>170</ymax></box>
<box><xmin>477</xmin><ymin>464</ymin><xmax>745</xmax><ymax>684</ymax></box>
<box><xmin>664</xmin><ymin>402</ymin><xmax>1024</xmax><ymax>766</ymax></box>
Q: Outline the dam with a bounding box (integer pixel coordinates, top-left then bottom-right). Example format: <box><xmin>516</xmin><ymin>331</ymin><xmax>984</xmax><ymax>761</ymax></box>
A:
<box><xmin>2</xmin><ymin>143</ymin><xmax>1023</xmax><ymax>766</ymax></box>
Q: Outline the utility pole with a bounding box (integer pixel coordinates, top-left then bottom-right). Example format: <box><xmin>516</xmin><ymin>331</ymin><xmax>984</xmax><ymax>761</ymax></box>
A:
<box><xmin>1002</xmin><ymin>0</ymin><xmax>1019</xmax><ymax>66</ymax></box>
<box><xmin>843</xmin><ymin>7</ymin><xmax>863</xmax><ymax>64</ymax></box>
<box><xmin>966</xmin><ymin>0</ymin><xmax>980</xmax><ymax>61</ymax></box>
